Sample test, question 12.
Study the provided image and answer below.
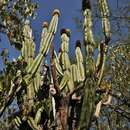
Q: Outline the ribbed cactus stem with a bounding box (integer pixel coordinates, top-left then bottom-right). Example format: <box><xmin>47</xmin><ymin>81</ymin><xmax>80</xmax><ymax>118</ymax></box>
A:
<box><xmin>82</xmin><ymin>0</ymin><xmax>95</xmax><ymax>76</ymax></box>
<box><xmin>96</xmin><ymin>0</ymin><xmax>111</xmax><ymax>86</ymax></box>
<box><xmin>71</xmin><ymin>64</ymin><xmax>78</xmax><ymax>82</ymax></box>
<box><xmin>60</xmin><ymin>29</ymin><xmax>74</xmax><ymax>91</ymax></box>
<box><xmin>82</xmin><ymin>0</ymin><xmax>95</xmax><ymax>78</ymax></box>
<box><xmin>97</xmin><ymin>42</ymin><xmax>108</xmax><ymax>86</ymax></box>
<box><xmin>21</xmin><ymin>20</ymin><xmax>36</xmax><ymax>108</ymax></box>
<box><xmin>39</xmin><ymin>21</ymin><xmax>48</xmax><ymax>52</ymax></box>
<box><xmin>27</xmin><ymin>116</ymin><xmax>42</xmax><ymax>130</ymax></box>
<box><xmin>98</xmin><ymin>0</ymin><xmax>111</xmax><ymax>42</ymax></box>
<box><xmin>83</xmin><ymin>2</ymin><xmax>95</xmax><ymax>57</ymax></box>
<box><xmin>79</xmin><ymin>1</ymin><xmax>96</xmax><ymax>129</ymax></box>
<box><xmin>54</xmin><ymin>50</ymin><xmax>63</xmax><ymax>76</ymax></box>
<box><xmin>22</xmin><ymin>20</ymin><xmax>35</xmax><ymax>67</ymax></box>
<box><xmin>33</xmin><ymin>21</ymin><xmax>49</xmax><ymax>94</ymax></box>
<box><xmin>26</xmin><ymin>9</ymin><xmax>60</xmax><ymax>77</ymax></box>
<box><xmin>34</xmin><ymin>107</ymin><xmax>44</xmax><ymax>125</ymax></box>
<box><xmin>49</xmin><ymin>9</ymin><xmax>60</xmax><ymax>33</ymax></box>
<box><xmin>75</xmin><ymin>40</ymin><xmax>85</xmax><ymax>82</ymax></box>
<box><xmin>60</xmin><ymin>29</ymin><xmax>71</xmax><ymax>70</ymax></box>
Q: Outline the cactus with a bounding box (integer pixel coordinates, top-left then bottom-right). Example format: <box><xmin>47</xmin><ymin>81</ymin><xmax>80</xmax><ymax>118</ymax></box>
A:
<box><xmin>79</xmin><ymin>0</ymin><xmax>111</xmax><ymax>130</ymax></box>
<box><xmin>75</xmin><ymin>40</ymin><xmax>85</xmax><ymax>82</ymax></box>
<box><xmin>78</xmin><ymin>0</ymin><xmax>96</xmax><ymax>129</ymax></box>
<box><xmin>0</xmin><ymin>9</ymin><xmax>60</xmax><ymax>129</ymax></box>
<box><xmin>0</xmin><ymin>0</ymin><xmax>113</xmax><ymax>130</ymax></box>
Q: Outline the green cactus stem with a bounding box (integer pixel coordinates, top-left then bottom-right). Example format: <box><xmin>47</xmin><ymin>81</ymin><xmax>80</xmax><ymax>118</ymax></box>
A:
<box><xmin>34</xmin><ymin>107</ymin><xmax>44</xmax><ymax>125</ymax></box>
<box><xmin>75</xmin><ymin>40</ymin><xmax>85</xmax><ymax>82</ymax></box>
<box><xmin>98</xmin><ymin>0</ymin><xmax>111</xmax><ymax>42</ymax></box>
<box><xmin>79</xmin><ymin>78</ymin><xmax>95</xmax><ymax>130</ymax></box>
<box><xmin>28</xmin><ymin>116</ymin><xmax>43</xmax><ymax>130</ymax></box>
<box><xmin>60</xmin><ymin>29</ymin><xmax>74</xmax><ymax>92</ymax></box>
<box><xmin>70</xmin><ymin>64</ymin><xmax>78</xmax><ymax>82</ymax></box>
<box><xmin>40</xmin><ymin>21</ymin><xmax>49</xmax><ymax>52</ymax></box>
<box><xmin>97</xmin><ymin>42</ymin><xmax>108</xmax><ymax>86</ymax></box>
<box><xmin>96</xmin><ymin>0</ymin><xmax>111</xmax><ymax>86</ymax></box>
<box><xmin>0</xmin><ymin>9</ymin><xmax>60</xmax><ymax>120</ymax></box>
<box><xmin>33</xmin><ymin>21</ymin><xmax>49</xmax><ymax>94</ymax></box>
<box><xmin>26</xmin><ymin>9</ymin><xmax>60</xmax><ymax>77</ymax></box>
<box><xmin>22</xmin><ymin>20</ymin><xmax>35</xmax><ymax>112</ymax></box>
<box><xmin>54</xmin><ymin>50</ymin><xmax>63</xmax><ymax>76</ymax></box>
<box><xmin>22</xmin><ymin>20</ymin><xmax>35</xmax><ymax>66</ymax></box>
<box><xmin>79</xmin><ymin>0</ymin><xmax>96</xmax><ymax>129</ymax></box>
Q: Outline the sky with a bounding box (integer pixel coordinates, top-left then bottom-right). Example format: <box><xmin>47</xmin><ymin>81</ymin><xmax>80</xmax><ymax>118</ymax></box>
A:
<box><xmin>0</xmin><ymin>0</ymin><xmax>129</xmax><ymax>70</ymax></box>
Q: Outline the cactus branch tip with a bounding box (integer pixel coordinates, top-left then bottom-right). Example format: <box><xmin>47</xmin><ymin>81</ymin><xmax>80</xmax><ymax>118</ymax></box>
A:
<box><xmin>75</xmin><ymin>40</ymin><xmax>81</xmax><ymax>48</ymax></box>
<box><xmin>82</xmin><ymin>0</ymin><xmax>91</xmax><ymax>11</ymax></box>
<box><xmin>58</xmin><ymin>47</ymin><xmax>62</xmax><ymax>53</ymax></box>
<box><xmin>42</xmin><ymin>21</ymin><xmax>49</xmax><ymax>28</ymax></box>
<box><xmin>52</xmin><ymin>9</ymin><xmax>60</xmax><ymax>17</ymax></box>
<box><xmin>60</xmin><ymin>28</ymin><xmax>71</xmax><ymax>37</ymax></box>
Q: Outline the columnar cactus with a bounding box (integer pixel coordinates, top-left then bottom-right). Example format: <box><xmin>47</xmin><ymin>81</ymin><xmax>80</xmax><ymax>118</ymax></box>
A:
<box><xmin>79</xmin><ymin>0</ymin><xmax>111</xmax><ymax>129</ymax></box>
<box><xmin>75</xmin><ymin>40</ymin><xmax>85</xmax><ymax>82</ymax></box>
<box><xmin>60</xmin><ymin>29</ymin><xmax>74</xmax><ymax>92</ymax></box>
<box><xmin>78</xmin><ymin>0</ymin><xmax>96</xmax><ymax>129</ymax></box>
<box><xmin>0</xmin><ymin>9</ymin><xmax>60</xmax><ymax>130</ymax></box>
<box><xmin>0</xmin><ymin>0</ymin><xmax>113</xmax><ymax>130</ymax></box>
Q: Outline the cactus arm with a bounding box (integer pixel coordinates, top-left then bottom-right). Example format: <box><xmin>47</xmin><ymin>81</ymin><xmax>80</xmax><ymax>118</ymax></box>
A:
<box><xmin>28</xmin><ymin>116</ymin><xmax>43</xmax><ymax>130</ymax></box>
<box><xmin>59</xmin><ymin>73</ymin><xmax>69</xmax><ymax>90</ymax></box>
<box><xmin>97</xmin><ymin>43</ymin><xmax>107</xmax><ymax>86</ymax></box>
<box><xmin>60</xmin><ymin>29</ymin><xmax>71</xmax><ymax>70</ymax></box>
<box><xmin>75</xmin><ymin>40</ymin><xmax>85</xmax><ymax>82</ymax></box>
<box><xmin>98</xmin><ymin>0</ymin><xmax>111</xmax><ymax>42</ymax></box>
<box><xmin>26</xmin><ymin>33</ymin><xmax>53</xmax><ymax>76</ymax></box>
<box><xmin>21</xmin><ymin>20</ymin><xmax>36</xmax><ymax>106</ymax></box>
<box><xmin>60</xmin><ymin>29</ymin><xmax>74</xmax><ymax>92</ymax></box>
<box><xmin>21</xmin><ymin>21</ymin><xmax>35</xmax><ymax>104</ymax></box>
<box><xmin>82</xmin><ymin>0</ymin><xmax>96</xmax><ymax>77</ymax></box>
<box><xmin>54</xmin><ymin>50</ymin><xmax>63</xmax><ymax>76</ymax></box>
<box><xmin>34</xmin><ymin>107</ymin><xmax>44</xmax><ymax>125</ymax></box>
<box><xmin>22</xmin><ymin>20</ymin><xmax>35</xmax><ymax>67</ymax></box>
<box><xmin>33</xmin><ymin>22</ymin><xmax>49</xmax><ymax>94</ymax></box>
<box><xmin>83</xmin><ymin>0</ymin><xmax>95</xmax><ymax>49</ymax></box>
<box><xmin>26</xmin><ymin>9</ymin><xmax>60</xmax><ymax>78</ymax></box>
<box><xmin>70</xmin><ymin>64</ymin><xmax>78</xmax><ymax>82</ymax></box>
<box><xmin>14</xmin><ymin>116</ymin><xmax>22</xmax><ymax>128</ymax></box>
<box><xmin>96</xmin><ymin>0</ymin><xmax>111</xmax><ymax>86</ymax></box>
<box><xmin>39</xmin><ymin>22</ymin><xmax>48</xmax><ymax>52</ymax></box>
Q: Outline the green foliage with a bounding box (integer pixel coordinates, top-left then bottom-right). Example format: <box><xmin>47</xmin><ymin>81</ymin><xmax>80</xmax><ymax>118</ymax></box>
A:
<box><xmin>0</xmin><ymin>0</ymin><xmax>37</xmax><ymax>50</ymax></box>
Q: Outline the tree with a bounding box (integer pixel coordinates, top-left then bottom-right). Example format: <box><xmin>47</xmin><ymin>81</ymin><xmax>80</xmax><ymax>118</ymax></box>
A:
<box><xmin>0</xmin><ymin>0</ymin><xmax>130</xmax><ymax>130</ymax></box>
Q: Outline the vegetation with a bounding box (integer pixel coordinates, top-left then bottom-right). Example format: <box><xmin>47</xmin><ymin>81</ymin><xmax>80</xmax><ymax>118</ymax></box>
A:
<box><xmin>0</xmin><ymin>0</ymin><xmax>130</xmax><ymax>130</ymax></box>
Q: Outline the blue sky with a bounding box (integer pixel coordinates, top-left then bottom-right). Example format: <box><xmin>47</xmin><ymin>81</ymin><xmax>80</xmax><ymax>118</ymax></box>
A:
<box><xmin>0</xmin><ymin>0</ymin><xmax>129</xmax><ymax>70</ymax></box>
